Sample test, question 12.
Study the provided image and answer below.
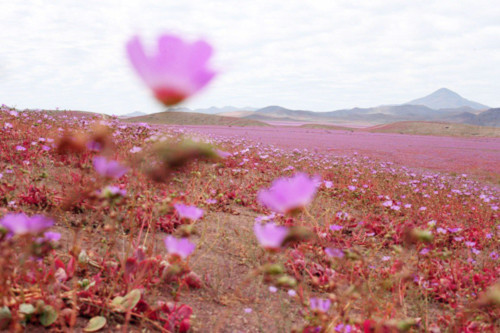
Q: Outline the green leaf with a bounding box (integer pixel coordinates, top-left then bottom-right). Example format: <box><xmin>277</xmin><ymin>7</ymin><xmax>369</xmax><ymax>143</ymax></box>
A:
<box><xmin>0</xmin><ymin>306</ymin><xmax>12</xmax><ymax>330</ymax></box>
<box><xmin>19</xmin><ymin>303</ymin><xmax>35</xmax><ymax>315</ymax></box>
<box><xmin>39</xmin><ymin>305</ymin><xmax>58</xmax><ymax>327</ymax></box>
<box><xmin>83</xmin><ymin>316</ymin><xmax>107</xmax><ymax>332</ymax></box>
<box><xmin>111</xmin><ymin>289</ymin><xmax>141</xmax><ymax>312</ymax></box>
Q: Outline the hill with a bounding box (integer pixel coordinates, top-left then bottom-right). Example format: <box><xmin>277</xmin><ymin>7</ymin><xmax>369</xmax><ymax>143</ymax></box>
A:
<box><xmin>122</xmin><ymin>111</ymin><xmax>269</xmax><ymax>127</ymax></box>
<box><xmin>442</xmin><ymin>108</ymin><xmax>500</xmax><ymax>127</ymax></box>
<box><xmin>299</xmin><ymin>123</ymin><xmax>355</xmax><ymax>131</ymax></box>
<box><xmin>367</xmin><ymin>121</ymin><xmax>500</xmax><ymax>137</ymax></box>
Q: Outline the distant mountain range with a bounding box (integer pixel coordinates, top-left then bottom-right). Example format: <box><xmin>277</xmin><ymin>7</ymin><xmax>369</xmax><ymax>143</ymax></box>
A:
<box><xmin>121</xmin><ymin>106</ymin><xmax>257</xmax><ymax>118</ymax></box>
<box><xmin>121</xmin><ymin>111</ymin><xmax>147</xmax><ymax>118</ymax></box>
<box><xmin>124</xmin><ymin>89</ymin><xmax>499</xmax><ymax>127</ymax></box>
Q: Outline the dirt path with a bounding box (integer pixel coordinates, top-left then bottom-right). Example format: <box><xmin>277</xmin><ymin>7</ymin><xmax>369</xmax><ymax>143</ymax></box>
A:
<box><xmin>186</xmin><ymin>206</ymin><xmax>302</xmax><ymax>332</ymax></box>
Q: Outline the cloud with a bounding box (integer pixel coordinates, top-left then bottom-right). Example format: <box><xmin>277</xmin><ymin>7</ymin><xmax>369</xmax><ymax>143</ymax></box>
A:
<box><xmin>0</xmin><ymin>0</ymin><xmax>499</xmax><ymax>114</ymax></box>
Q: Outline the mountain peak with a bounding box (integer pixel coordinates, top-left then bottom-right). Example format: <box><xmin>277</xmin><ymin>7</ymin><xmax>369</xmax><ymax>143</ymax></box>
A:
<box><xmin>406</xmin><ymin>88</ymin><xmax>489</xmax><ymax>110</ymax></box>
<box><xmin>435</xmin><ymin>87</ymin><xmax>454</xmax><ymax>93</ymax></box>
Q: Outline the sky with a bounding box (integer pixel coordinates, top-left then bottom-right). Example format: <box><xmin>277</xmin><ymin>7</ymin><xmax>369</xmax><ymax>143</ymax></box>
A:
<box><xmin>1</xmin><ymin>0</ymin><xmax>499</xmax><ymax>115</ymax></box>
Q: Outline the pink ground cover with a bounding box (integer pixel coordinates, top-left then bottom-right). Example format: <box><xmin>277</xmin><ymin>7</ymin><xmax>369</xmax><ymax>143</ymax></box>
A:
<box><xmin>170</xmin><ymin>125</ymin><xmax>500</xmax><ymax>177</ymax></box>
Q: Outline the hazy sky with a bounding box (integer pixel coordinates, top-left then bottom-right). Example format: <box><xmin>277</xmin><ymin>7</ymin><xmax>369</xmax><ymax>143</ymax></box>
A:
<box><xmin>1</xmin><ymin>0</ymin><xmax>499</xmax><ymax>114</ymax></box>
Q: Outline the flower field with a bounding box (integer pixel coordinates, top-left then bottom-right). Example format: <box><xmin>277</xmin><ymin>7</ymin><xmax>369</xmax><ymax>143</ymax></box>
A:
<box><xmin>0</xmin><ymin>105</ymin><xmax>498</xmax><ymax>332</ymax></box>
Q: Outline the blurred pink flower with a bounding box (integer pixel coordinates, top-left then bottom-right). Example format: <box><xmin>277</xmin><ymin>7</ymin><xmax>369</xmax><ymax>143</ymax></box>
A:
<box><xmin>309</xmin><ymin>297</ymin><xmax>331</xmax><ymax>313</ymax></box>
<box><xmin>257</xmin><ymin>173</ymin><xmax>319</xmax><ymax>213</ymax></box>
<box><xmin>126</xmin><ymin>34</ymin><xmax>216</xmax><ymax>106</ymax></box>
<box><xmin>0</xmin><ymin>213</ymin><xmax>54</xmax><ymax>235</ymax></box>
<box><xmin>164</xmin><ymin>236</ymin><xmax>195</xmax><ymax>259</ymax></box>
<box><xmin>329</xmin><ymin>225</ymin><xmax>343</xmax><ymax>231</ymax></box>
<box><xmin>253</xmin><ymin>222</ymin><xmax>288</xmax><ymax>249</ymax></box>
<box><xmin>174</xmin><ymin>204</ymin><xmax>204</xmax><ymax>221</ymax></box>
<box><xmin>325</xmin><ymin>247</ymin><xmax>344</xmax><ymax>258</ymax></box>
<box><xmin>93</xmin><ymin>156</ymin><xmax>128</xmax><ymax>179</ymax></box>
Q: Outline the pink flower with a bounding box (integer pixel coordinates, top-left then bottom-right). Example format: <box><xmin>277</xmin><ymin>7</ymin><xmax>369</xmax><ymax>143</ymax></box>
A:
<box><xmin>309</xmin><ymin>297</ymin><xmax>331</xmax><ymax>313</ymax></box>
<box><xmin>0</xmin><ymin>213</ymin><xmax>54</xmax><ymax>235</ymax></box>
<box><xmin>257</xmin><ymin>173</ymin><xmax>319</xmax><ymax>214</ymax></box>
<box><xmin>253</xmin><ymin>222</ymin><xmax>289</xmax><ymax>249</ymax></box>
<box><xmin>164</xmin><ymin>236</ymin><xmax>195</xmax><ymax>259</ymax></box>
<box><xmin>329</xmin><ymin>225</ymin><xmax>343</xmax><ymax>231</ymax></box>
<box><xmin>174</xmin><ymin>204</ymin><xmax>204</xmax><ymax>221</ymax></box>
<box><xmin>93</xmin><ymin>156</ymin><xmax>128</xmax><ymax>179</ymax></box>
<box><xmin>325</xmin><ymin>247</ymin><xmax>344</xmax><ymax>258</ymax></box>
<box><xmin>126</xmin><ymin>34</ymin><xmax>216</xmax><ymax>106</ymax></box>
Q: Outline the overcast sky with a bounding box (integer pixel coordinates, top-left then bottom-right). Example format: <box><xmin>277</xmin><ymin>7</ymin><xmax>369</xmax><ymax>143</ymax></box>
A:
<box><xmin>1</xmin><ymin>0</ymin><xmax>499</xmax><ymax>115</ymax></box>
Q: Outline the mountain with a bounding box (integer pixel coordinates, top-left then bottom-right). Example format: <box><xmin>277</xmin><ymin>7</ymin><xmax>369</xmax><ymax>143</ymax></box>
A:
<box><xmin>244</xmin><ymin>104</ymin><xmax>471</xmax><ymax>124</ymax></box>
<box><xmin>405</xmin><ymin>88</ymin><xmax>489</xmax><ymax>110</ymax></box>
<box><xmin>130</xmin><ymin>88</ymin><xmax>494</xmax><ymax>126</ymax></box>
<box><xmin>120</xmin><ymin>111</ymin><xmax>147</xmax><ymax>118</ymax></box>
<box><xmin>193</xmin><ymin>106</ymin><xmax>257</xmax><ymax>114</ymax></box>
<box><xmin>254</xmin><ymin>106</ymin><xmax>317</xmax><ymax>118</ymax></box>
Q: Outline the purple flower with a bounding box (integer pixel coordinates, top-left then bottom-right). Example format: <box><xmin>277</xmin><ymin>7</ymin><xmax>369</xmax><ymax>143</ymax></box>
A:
<box><xmin>335</xmin><ymin>324</ymin><xmax>352</xmax><ymax>333</ymax></box>
<box><xmin>436</xmin><ymin>227</ymin><xmax>447</xmax><ymax>234</ymax></box>
<box><xmin>130</xmin><ymin>146</ymin><xmax>142</xmax><ymax>153</ymax></box>
<box><xmin>164</xmin><ymin>236</ymin><xmax>195</xmax><ymax>259</ymax></box>
<box><xmin>93</xmin><ymin>156</ymin><xmax>128</xmax><ymax>179</ymax></box>
<box><xmin>325</xmin><ymin>248</ymin><xmax>344</xmax><ymax>258</ymax></box>
<box><xmin>42</xmin><ymin>231</ymin><xmax>61</xmax><ymax>242</ymax></box>
<box><xmin>174</xmin><ymin>204</ymin><xmax>204</xmax><ymax>221</ymax></box>
<box><xmin>324</xmin><ymin>181</ymin><xmax>333</xmax><ymax>188</ymax></box>
<box><xmin>382</xmin><ymin>200</ymin><xmax>393</xmax><ymax>207</ymax></box>
<box><xmin>329</xmin><ymin>224</ymin><xmax>343</xmax><ymax>231</ymax></box>
<box><xmin>16</xmin><ymin>145</ymin><xmax>26</xmax><ymax>151</ymax></box>
<box><xmin>102</xmin><ymin>186</ymin><xmax>127</xmax><ymax>197</ymax></box>
<box><xmin>0</xmin><ymin>213</ymin><xmax>54</xmax><ymax>235</ymax></box>
<box><xmin>253</xmin><ymin>222</ymin><xmax>289</xmax><ymax>249</ymax></box>
<box><xmin>215</xmin><ymin>149</ymin><xmax>231</xmax><ymax>158</ymax></box>
<box><xmin>489</xmin><ymin>251</ymin><xmax>498</xmax><ymax>260</ymax></box>
<box><xmin>37</xmin><ymin>231</ymin><xmax>61</xmax><ymax>243</ymax></box>
<box><xmin>269</xmin><ymin>286</ymin><xmax>278</xmax><ymax>293</ymax></box>
<box><xmin>126</xmin><ymin>34</ymin><xmax>216</xmax><ymax>106</ymax></box>
<box><xmin>465</xmin><ymin>241</ymin><xmax>476</xmax><ymax>247</ymax></box>
<box><xmin>419</xmin><ymin>248</ymin><xmax>430</xmax><ymax>255</ymax></box>
<box><xmin>257</xmin><ymin>173</ymin><xmax>319</xmax><ymax>214</ymax></box>
<box><xmin>309</xmin><ymin>297</ymin><xmax>331</xmax><ymax>313</ymax></box>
